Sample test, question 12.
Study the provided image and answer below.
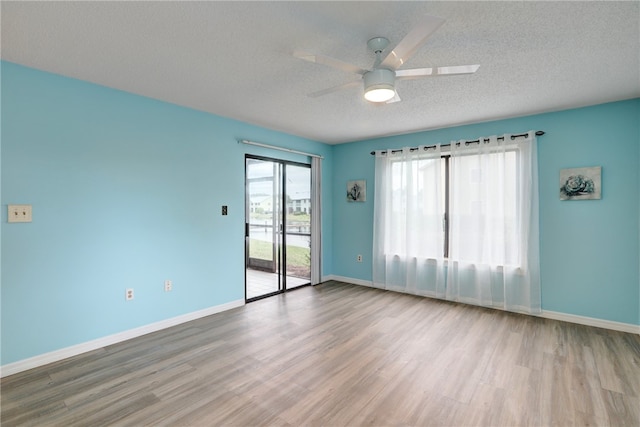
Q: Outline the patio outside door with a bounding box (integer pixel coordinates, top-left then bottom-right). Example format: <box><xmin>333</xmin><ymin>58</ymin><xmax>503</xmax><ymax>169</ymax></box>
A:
<box><xmin>245</xmin><ymin>156</ymin><xmax>311</xmax><ymax>301</ymax></box>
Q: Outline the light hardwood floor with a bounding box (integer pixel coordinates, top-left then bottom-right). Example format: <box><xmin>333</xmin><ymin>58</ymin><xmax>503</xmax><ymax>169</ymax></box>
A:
<box><xmin>2</xmin><ymin>281</ymin><xmax>639</xmax><ymax>426</ymax></box>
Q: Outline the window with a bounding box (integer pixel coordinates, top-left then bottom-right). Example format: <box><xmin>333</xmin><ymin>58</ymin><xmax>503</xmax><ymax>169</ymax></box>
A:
<box><xmin>373</xmin><ymin>132</ymin><xmax>540</xmax><ymax>314</ymax></box>
<box><xmin>384</xmin><ymin>147</ymin><xmax>520</xmax><ymax>266</ymax></box>
<box><xmin>385</xmin><ymin>155</ymin><xmax>445</xmax><ymax>260</ymax></box>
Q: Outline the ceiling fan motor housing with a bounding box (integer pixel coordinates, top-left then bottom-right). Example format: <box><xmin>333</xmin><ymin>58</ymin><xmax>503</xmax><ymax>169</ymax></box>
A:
<box><xmin>364</xmin><ymin>68</ymin><xmax>395</xmax><ymax>87</ymax></box>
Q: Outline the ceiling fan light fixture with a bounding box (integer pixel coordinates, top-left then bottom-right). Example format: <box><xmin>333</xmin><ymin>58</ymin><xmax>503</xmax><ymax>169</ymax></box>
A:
<box><xmin>363</xmin><ymin>69</ymin><xmax>396</xmax><ymax>103</ymax></box>
<box><xmin>365</xmin><ymin>86</ymin><xmax>395</xmax><ymax>103</ymax></box>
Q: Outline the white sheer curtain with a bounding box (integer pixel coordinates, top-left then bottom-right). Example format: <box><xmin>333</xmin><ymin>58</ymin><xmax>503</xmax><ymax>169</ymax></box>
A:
<box><xmin>372</xmin><ymin>132</ymin><xmax>540</xmax><ymax>314</ymax></box>
<box><xmin>372</xmin><ymin>145</ymin><xmax>447</xmax><ymax>298</ymax></box>
<box><xmin>447</xmin><ymin>132</ymin><xmax>540</xmax><ymax>313</ymax></box>
<box><xmin>310</xmin><ymin>156</ymin><xmax>322</xmax><ymax>285</ymax></box>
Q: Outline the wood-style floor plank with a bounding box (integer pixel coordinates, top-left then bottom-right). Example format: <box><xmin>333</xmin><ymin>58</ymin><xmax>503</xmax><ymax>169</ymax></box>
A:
<box><xmin>2</xmin><ymin>281</ymin><xmax>639</xmax><ymax>426</ymax></box>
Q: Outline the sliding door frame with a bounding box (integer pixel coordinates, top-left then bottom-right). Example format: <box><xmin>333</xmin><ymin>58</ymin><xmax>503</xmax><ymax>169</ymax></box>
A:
<box><xmin>245</xmin><ymin>154</ymin><xmax>311</xmax><ymax>302</ymax></box>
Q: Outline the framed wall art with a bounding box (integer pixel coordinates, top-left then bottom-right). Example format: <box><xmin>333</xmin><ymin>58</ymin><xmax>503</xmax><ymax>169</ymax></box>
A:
<box><xmin>347</xmin><ymin>180</ymin><xmax>366</xmax><ymax>202</ymax></box>
<box><xmin>559</xmin><ymin>166</ymin><xmax>601</xmax><ymax>200</ymax></box>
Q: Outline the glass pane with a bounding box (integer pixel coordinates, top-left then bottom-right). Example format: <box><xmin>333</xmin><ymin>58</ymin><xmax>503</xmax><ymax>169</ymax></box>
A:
<box><xmin>246</xmin><ymin>158</ymin><xmax>282</xmax><ymax>299</ymax></box>
<box><xmin>449</xmin><ymin>150</ymin><xmax>517</xmax><ymax>265</ymax></box>
<box><xmin>285</xmin><ymin>164</ymin><xmax>311</xmax><ymax>287</ymax></box>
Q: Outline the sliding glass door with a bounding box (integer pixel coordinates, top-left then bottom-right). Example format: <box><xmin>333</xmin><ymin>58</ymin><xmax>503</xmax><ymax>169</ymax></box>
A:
<box><xmin>245</xmin><ymin>156</ymin><xmax>311</xmax><ymax>301</ymax></box>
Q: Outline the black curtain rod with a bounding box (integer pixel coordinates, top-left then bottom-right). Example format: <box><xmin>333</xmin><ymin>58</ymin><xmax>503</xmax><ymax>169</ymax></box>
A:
<box><xmin>370</xmin><ymin>131</ymin><xmax>545</xmax><ymax>156</ymax></box>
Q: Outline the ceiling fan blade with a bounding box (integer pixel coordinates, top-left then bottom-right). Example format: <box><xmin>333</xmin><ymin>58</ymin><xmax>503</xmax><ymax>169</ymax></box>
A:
<box><xmin>294</xmin><ymin>51</ymin><xmax>368</xmax><ymax>75</ymax></box>
<box><xmin>308</xmin><ymin>80</ymin><xmax>360</xmax><ymax>98</ymax></box>
<box><xmin>386</xmin><ymin>92</ymin><xmax>401</xmax><ymax>104</ymax></box>
<box><xmin>396</xmin><ymin>64</ymin><xmax>480</xmax><ymax>80</ymax></box>
<box><xmin>380</xmin><ymin>15</ymin><xmax>446</xmax><ymax>70</ymax></box>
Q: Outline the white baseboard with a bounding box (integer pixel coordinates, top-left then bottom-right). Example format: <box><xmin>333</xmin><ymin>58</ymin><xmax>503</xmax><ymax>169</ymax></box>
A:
<box><xmin>540</xmin><ymin>310</ymin><xmax>640</xmax><ymax>334</ymax></box>
<box><xmin>323</xmin><ymin>275</ymin><xmax>640</xmax><ymax>335</ymax></box>
<box><xmin>0</xmin><ymin>299</ymin><xmax>245</xmax><ymax>378</ymax></box>
<box><xmin>322</xmin><ymin>274</ymin><xmax>380</xmax><ymax>289</ymax></box>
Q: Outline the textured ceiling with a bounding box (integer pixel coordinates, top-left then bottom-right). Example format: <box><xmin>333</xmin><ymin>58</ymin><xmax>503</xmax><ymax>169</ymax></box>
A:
<box><xmin>2</xmin><ymin>1</ymin><xmax>639</xmax><ymax>144</ymax></box>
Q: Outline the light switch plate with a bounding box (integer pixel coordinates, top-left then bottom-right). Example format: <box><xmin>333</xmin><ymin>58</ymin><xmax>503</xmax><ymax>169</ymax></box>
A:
<box><xmin>8</xmin><ymin>205</ymin><xmax>32</xmax><ymax>223</ymax></box>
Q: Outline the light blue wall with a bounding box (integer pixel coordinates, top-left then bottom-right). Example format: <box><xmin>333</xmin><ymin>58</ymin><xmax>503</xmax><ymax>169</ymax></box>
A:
<box><xmin>1</xmin><ymin>62</ymin><xmax>333</xmax><ymax>365</ymax></box>
<box><xmin>332</xmin><ymin>99</ymin><xmax>640</xmax><ymax>325</ymax></box>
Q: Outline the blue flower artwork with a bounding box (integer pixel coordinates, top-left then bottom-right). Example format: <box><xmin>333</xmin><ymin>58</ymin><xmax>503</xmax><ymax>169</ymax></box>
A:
<box><xmin>560</xmin><ymin>167</ymin><xmax>601</xmax><ymax>200</ymax></box>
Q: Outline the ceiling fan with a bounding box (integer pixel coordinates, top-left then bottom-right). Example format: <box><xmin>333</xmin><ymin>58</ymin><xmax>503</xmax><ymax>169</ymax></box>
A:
<box><xmin>294</xmin><ymin>15</ymin><xmax>479</xmax><ymax>104</ymax></box>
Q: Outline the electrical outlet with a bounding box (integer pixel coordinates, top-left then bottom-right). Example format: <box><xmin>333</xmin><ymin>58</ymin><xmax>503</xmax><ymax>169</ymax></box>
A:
<box><xmin>126</xmin><ymin>288</ymin><xmax>134</xmax><ymax>301</ymax></box>
<box><xmin>164</xmin><ymin>280</ymin><xmax>172</xmax><ymax>292</ymax></box>
<box><xmin>357</xmin><ymin>254</ymin><xmax>363</xmax><ymax>262</ymax></box>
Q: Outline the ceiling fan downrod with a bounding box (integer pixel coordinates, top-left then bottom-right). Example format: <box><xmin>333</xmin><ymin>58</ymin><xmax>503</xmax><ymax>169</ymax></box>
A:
<box><xmin>368</xmin><ymin>37</ymin><xmax>390</xmax><ymax>68</ymax></box>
